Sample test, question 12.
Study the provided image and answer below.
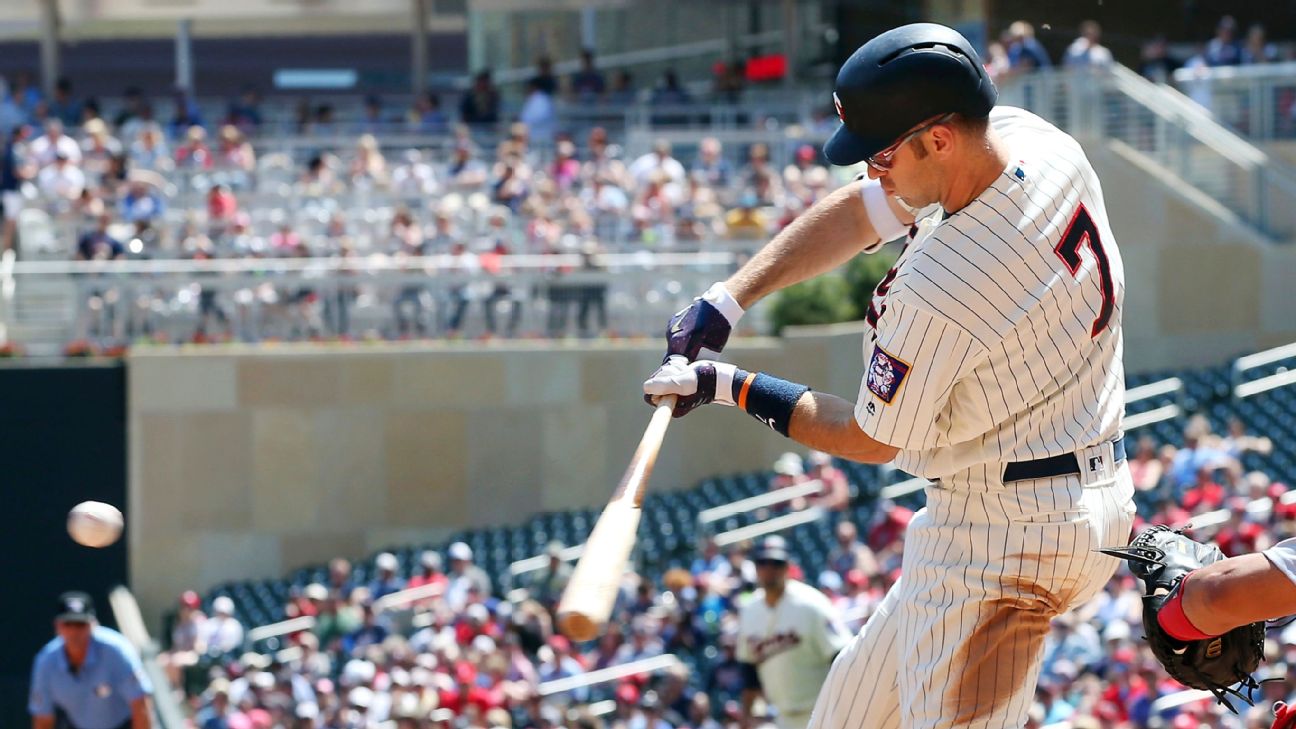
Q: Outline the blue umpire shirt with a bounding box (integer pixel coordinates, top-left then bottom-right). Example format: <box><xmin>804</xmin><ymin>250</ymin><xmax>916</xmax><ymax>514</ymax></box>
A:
<box><xmin>29</xmin><ymin>625</ymin><xmax>153</xmax><ymax>729</ymax></box>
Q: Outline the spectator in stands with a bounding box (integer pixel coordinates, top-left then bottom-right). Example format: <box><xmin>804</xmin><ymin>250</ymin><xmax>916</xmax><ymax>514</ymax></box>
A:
<box><xmin>446</xmin><ymin>140</ymin><xmax>488</xmax><ymax>191</ymax></box>
<box><xmin>712</xmin><ymin>59</ymin><xmax>746</xmax><ymax>105</ymax></box>
<box><xmin>805</xmin><ymin>450</ymin><xmax>850</xmax><ymax>511</ymax></box>
<box><xmin>1128</xmin><ymin>436</ymin><xmax>1164</xmax><ymax>493</ymax></box>
<box><xmin>1221</xmin><ymin>416</ymin><xmax>1273</xmax><ymax>459</ymax></box>
<box><xmin>175</xmin><ymin>125</ymin><xmax>214</xmax><ymax>170</ymax></box>
<box><xmin>37</xmin><ymin>150</ymin><xmax>85</xmax><ymax>204</ymax></box>
<box><xmin>76</xmin><ymin>212</ymin><xmax>123</xmax><ymax>260</ymax></box>
<box><xmin>298</xmin><ymin>153</ymin><xmax>346</xmax><ymax>197</ymax></box>
<box><xmin>368</xmin><ymin>552</ymin><xmax>407</xmax><ymax>601</ymax></box>
<box><xmin>390</xmin><ymin>148</ymin><xmax>437</xmax><ymax>198</ymax></box>
<box><xmin>409</xmin><ymin>92</ymin><xmax>450</xmax><ymax>136</ymax></box>
<box><xmin>609</xmin><ymin>69</ymin><xmax>637</xmax><ymax>104</ymax></box>
<box><xmin>128</xmin><ymin>125</ymin><xmax>171</xmax><ymax>173</ymax></box>
<box><xmin>827</xmin><ymin>520</ymin><xmax>878</xmax><ymax>578</ymax></box>
<box><xmin>348</xmin><ymin>133</ymin><xmax>389</xmax><ymax>190</ymax></box>
<box><xmin>168</xmin><ymin>90</ymin><xmax>205</xmax><ymax>139</ymax></box>
<box><xmin>461</xmin><ymin>70</ymin><xmax>501</xmax><ymax>126</ymax></box>
<box><xmin>1040</xmin><ymin>612</ymin><xmax>1102</xmax><ymax>681</ymax></box>
<box><xmin>528</xmin><ymin>541</ymin><xmax>573</xmax><ymax>607</ymax></box>
<box><xmin>724</xmin><ymin>193</ymin><xmax>769</xmax><ymax>240</ymax></box>
<box><xmin>328</xmin><ymin>557</ymin><xmax>355</xmax><ymax>599</ymax></box>
<box><xmin>1168</xmin><ymin>414</ymin><xmax>1234</xmax><ymax>491</ymax></box>
<box><xmin>519</xmin><ymin>79</ymin><xmax>557</xmax><ymax>144</ymax></box>
<box><xmin>47</xmin><ymin>77</ymin><xmax>81</xmax><ymax>128</ymax></box>
<box><xmin>1204</xmin><ymin>15</ymin><xmax>1243</xmax><ymax>66</ymax></box>
<box><xmin>28</xmin><ymin>118</ymin><xmax>81</xmax><ymax>168</ymax></box>
<box><xmin>407</xmin><ymin>550</ymin><xmax>448</xmax><ymax>593</ymax></box>
<box><xmin>1005</xmin><ymin>21</ymin><xmax>1052</xmax><ymax>73</ymax></box>
<box><xmin>445</xmin><ymin>542</ymin><xmax>491</xmax><ymax>610</ymax></box>
<box><xmin>215</xmin><ymin>125</ymin><xmax>255</xmax><ymax>177</ymax></box>
<box><xmin>79</xmin><ymin>118</ymin><xmax>121</xmax><ymax>184</ymax></box>
<box><xmin>1242</xmin><ymin>24</ymin><xmax>1280</xmax><ymax>64</ymax></box>
<box><xmin>225</xmin><ymin>85</ymin><xmax>262</xmax><ymax>133</ymax></box>
<box><xmin>691</xmin><ymin>137</ymin><xmax>731</xmax><ymax>188</ymax></box>
<box><xmin>203</xmin><ymin>596</ymin><xmax>245</xmax><ymax>655</ymax></box>
<box><xmin>1063</xmin><ymin>20</ymin><xmax>1113</xmax><ymax>68</ymax></box>
<box><xmin>651</xmin><ymin>69</ymin><xmax>691</xmax><ymax>106</ymax></box>
<box><xmin>530</xmin><ymin>55</ymin><xmax>559</xmax><ymax>96</ymax></box>
<box><xmin>629</xmin><ymin>139</ymin><xmax>687</xmax><ymax>190</ymax></box>
<box><xmin>570</xmin><ymin>49</ymin><xmax>606</xmax><ymax>102</ymax></box>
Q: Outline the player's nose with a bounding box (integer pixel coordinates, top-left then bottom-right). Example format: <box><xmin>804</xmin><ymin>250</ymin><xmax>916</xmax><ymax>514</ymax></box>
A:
<box><xmin>866</xmin><ymin>165</ymin><xmax>885</xmax><ymax>181</ymax></box>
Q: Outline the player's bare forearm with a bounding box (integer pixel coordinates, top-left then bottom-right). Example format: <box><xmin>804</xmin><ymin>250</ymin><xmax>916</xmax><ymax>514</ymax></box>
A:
<box><xmin>1184</xmin><ymin>553</ymin><xmax>1296</xmax><ymax>635</ymax></box>
<box><xmin>726</xmin><ymin>181</ymin><xmax>881</xmax><ymax>308</ymax></box>
<box><xmin>32</xmin><ymin>716</ymin><xmax>54</xmax><ymax>729</ymax></box>
<box><xmin>788</xmin><ymin>391</ymin><xmax>899</xmax><ymax>464</ymax></box>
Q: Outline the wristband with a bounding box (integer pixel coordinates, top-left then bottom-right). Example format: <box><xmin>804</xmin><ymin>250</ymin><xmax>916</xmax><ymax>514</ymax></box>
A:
<box><xmin>731</xmin><ymin>369</ymin><xmax>810</xmax><ymax>437</ymax></box>
<box><xmin>860</xmin><ymin>177</ymin><xmax>908</xmax><ymax>248</ymax></box>
<box><xmin>1158</xmin><ymin>572</ymin><xmax>1217</xmax><ymax>642</ymax></box>
<box><xmin>700</xmin><ymin>281</ymin><xmax>746</xmax><ymax>324</ymax></box>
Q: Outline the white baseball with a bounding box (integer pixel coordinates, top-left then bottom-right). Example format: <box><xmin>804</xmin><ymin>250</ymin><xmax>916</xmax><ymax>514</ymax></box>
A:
<box><xmin>67</xmin><ymin>501</ymin><xmax>123</xmax><ymax>548</ymax></box>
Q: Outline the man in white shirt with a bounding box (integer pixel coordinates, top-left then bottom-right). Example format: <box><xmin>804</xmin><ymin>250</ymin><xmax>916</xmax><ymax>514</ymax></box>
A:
<box><xmin>27</xmin><ymin>119</ymin><xmax>82</xmax><ymax>169</ymax></box>
<box><xmin>736</xmin><ymin>537</ymin><xmax>850</xmax><ymax>729</ymax></box>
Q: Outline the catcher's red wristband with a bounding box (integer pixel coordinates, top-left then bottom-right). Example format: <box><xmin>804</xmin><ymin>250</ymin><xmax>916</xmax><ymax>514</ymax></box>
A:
<box><xmin>1158</xmin><ymin>572</ymin><xmax>1218</xmax><ymax>642</ymax></box>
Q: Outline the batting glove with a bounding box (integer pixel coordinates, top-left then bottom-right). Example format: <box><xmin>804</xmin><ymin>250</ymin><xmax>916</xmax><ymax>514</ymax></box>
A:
<box><xmin>663</xmin><ymin>282</ymin><xmax>745</xmax><ymax>363</ymax></box>
<box><xmin>643</xmin><ymin>357</ymin><xmax>737</xmax><ymax>418</ymax></box>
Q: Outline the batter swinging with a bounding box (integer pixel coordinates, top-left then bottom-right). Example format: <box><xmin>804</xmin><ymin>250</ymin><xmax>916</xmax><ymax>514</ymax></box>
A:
<box><xmin>643</xmin><ymin>23</ymin><xmax>1135</xmax><ymax>728</ymax></box>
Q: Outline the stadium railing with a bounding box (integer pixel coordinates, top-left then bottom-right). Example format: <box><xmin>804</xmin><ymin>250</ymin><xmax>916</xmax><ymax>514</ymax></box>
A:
<box><xmin>1125</xmin><ymin>376</ymin><xmax>1186</xmax><ymax>431</ymax></box>
<box><xmin>695</xmin><ymin>479</ymin><xmax>824</xmax><ymax>531</ymax></box>
<box><xmin>537</xmin><ymin>654</ymin><xmax>682</xmax><ymax>697</ymax></box>
<box><xmin>999</xmin><ymin>65</ymin><xmax>1296</xmax><ymax>241</ymax></box>
<box><xmin>0</xmin><ymin>251</ymin><xmax>750</xmax><ymax>353</ymax></box>
<box><xmin>1233</xmin><ymin>340</ymin><xmax>1296</xmax><ymax>399</ymax></box>
<box><xmin>1171</xmin><ymin>60</ymin><xmax>1296</xmax><ymax>143</ymax></box>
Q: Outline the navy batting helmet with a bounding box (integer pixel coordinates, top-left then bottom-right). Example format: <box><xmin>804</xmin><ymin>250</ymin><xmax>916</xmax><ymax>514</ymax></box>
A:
<box><xmin>823</xmin><ymin>23</ymin><xmax>997</xmax><ymax>166</ymax></box>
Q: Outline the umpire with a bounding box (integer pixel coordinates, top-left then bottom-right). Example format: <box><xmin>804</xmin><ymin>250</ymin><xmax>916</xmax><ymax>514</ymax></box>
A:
<box><xmin>29</xmin><ymin>592</ymin><xmax>153</xmax><ymax>729</ymax></box>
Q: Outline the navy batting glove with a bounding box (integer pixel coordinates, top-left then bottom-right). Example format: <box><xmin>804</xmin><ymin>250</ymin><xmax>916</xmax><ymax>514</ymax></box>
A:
<box><xmin>664</xmin><ymin>282</ymin><xmax>745</xmax><ymax>363</ymax></box>
<box><xmin>643</xmin><ymin>358</ymin><xmax>737</xmax><ymax>418</ymax></box>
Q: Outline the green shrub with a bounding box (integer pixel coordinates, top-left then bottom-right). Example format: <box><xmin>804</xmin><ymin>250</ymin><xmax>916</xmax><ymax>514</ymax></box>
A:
<box><xmin>766</xmin><ymin>244</ymin><xmax>900</xmax><ymax>334</ymax></box>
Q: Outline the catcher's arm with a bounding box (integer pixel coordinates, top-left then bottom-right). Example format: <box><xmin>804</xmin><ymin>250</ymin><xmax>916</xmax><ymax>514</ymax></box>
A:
<box><xmin>1181</xmin><ymin>551</ymin><xmax>1296</xmax><ymax>636</ymax></box>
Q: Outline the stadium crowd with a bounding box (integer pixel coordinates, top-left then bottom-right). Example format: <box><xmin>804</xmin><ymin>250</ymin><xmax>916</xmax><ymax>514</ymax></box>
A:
<box><xmin>164</xmin><ymin>413</ymin><xmax>1296</xmax><ymax>729</ymax></box>
<box><xmin>0</xmin><ymin>60</ymin><xmax>845</xmax><ymax>346</ymax></box>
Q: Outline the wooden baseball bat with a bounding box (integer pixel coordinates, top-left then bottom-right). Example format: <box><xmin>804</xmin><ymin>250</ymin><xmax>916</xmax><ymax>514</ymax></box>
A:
<box><xmin>556</xmin><ymin>395</ymin><xmax>677</xmax><ymax>641</ymax></box>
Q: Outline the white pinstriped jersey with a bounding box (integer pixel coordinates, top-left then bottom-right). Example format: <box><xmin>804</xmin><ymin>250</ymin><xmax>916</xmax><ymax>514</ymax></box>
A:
<box><xmin>853</xmin><ymin>105</ymin><xmax>1125</xmax><ymax>491</ymax></box>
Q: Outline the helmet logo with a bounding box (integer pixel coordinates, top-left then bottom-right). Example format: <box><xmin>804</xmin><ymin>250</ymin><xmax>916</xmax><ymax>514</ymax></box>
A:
<box><xmin>833</xmin><ymin>92</ymin><xmax>845</xmax><ymax>123</ymax></box>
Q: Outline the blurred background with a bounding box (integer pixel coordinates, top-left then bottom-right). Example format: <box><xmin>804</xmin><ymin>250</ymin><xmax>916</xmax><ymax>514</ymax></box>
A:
<box><xmin>3</xmin><ymin>0</ymin><xmax>1296</xmax><ymax>727</ymax></box>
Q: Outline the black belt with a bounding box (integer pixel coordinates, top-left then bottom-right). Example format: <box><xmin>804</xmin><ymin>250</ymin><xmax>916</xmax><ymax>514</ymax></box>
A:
<box><xmin>1003</xmin><ymin>437</ymin><xmax>1126</xmax><ymax>483</ymax></box>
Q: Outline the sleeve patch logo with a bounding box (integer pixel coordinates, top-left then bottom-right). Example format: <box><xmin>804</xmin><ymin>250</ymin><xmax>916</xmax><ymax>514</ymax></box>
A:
<box><xmin>867</xmin><ymin>345</ymin><xmax>911</xmax><ymax>405</ymax></box>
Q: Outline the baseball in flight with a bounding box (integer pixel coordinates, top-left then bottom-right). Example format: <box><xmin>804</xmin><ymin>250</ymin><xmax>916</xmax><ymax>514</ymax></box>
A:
<box><xmin>67</xmin><ymin>501</ymin><xmax>124</xmax><ymax>548</ymax></box>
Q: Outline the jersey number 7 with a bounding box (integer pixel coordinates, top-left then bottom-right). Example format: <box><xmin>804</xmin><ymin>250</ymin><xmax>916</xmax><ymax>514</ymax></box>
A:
<box><xmin>1054</xmin><ymin>203</ymin><xmax>1115</xmax><ymax>338</ymax></box>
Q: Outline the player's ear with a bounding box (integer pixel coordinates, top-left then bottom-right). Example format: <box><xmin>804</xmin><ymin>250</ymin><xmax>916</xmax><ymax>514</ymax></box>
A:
<box><xmin>930</xmin><ymin>124</ymin><xmax>956</xmax><ymax>156</ymax></box>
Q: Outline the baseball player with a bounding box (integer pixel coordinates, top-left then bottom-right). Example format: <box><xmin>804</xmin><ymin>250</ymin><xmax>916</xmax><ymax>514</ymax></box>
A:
<box><xmin>736</xmin><ymin>537</ymin><xmax>852</xmax><ymax>729</ymax></box>
<box><xmin>643</xmin><ymin>22</ymin><xmax>1136</xmax><ymax>729</ymax></box>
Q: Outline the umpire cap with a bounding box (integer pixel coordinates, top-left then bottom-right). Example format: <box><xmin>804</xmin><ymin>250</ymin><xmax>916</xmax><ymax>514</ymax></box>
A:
<box><xmin>824</xmin><ymin>23</ymin><xmax>997</xmax><ymax>166</ymax></box>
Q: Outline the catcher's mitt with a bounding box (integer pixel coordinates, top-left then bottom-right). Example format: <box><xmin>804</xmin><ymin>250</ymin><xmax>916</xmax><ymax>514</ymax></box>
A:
<box><xmin>1100</xmin><ymin>525</ymin><xmax>1265</xmax><ymax>711</ymax></box>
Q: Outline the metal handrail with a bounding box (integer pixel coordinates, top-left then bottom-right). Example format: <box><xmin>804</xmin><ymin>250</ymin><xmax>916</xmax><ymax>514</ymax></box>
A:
<box><xmin>6</xmin><ymin>251</ymin><xmax>740</xmax><ymax>276</ymax></box>
<box><xmin>713</xmin><ymin>507</ymin><xmax>825</xmax><ymax>548</ymax></box>
<box><xmin>697</xmin><ymin>479</ymin><xmax>823</xmax><ymax>526</ymax></box>
<box><xmin>509</xmin><ymin>543</ymin><xmax>586</xmax><ymax>578</ymax></box>
<box><xmin>538</xmin><ymin>654</ymin><xmax>682</xmax><ymax>696</ymax></box>
<box><xmin>245</xmin><ymin>615</ymin><xmax>315</xmax><ymax>644</ymax></box>
<box><xmin>1232</xmin><ymin>340</ymin><xmax>1296</xmax><ymax>397</ymax></box>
